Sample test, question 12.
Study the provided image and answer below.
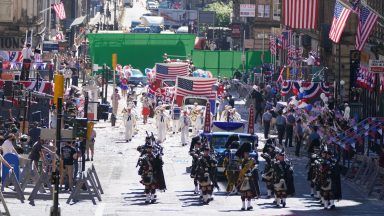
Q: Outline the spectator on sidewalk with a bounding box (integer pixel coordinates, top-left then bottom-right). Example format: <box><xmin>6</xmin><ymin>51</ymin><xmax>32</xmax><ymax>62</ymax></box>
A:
<box><xmin>294</xmin><ymin>119</ymin><xmax>304</xmax><ymax>157</ymax></box>
<box><xmin>285</xmin><ymin>109</ymin><xmax>295</xmax><ymax>147</ymax></box>
<box><xmin>111</xmin><ymin>88</ymin><xmax>121</xmax><ymax>116</ymax></box>
<box><xmin>60</xmin><ymin>141</ymin><xmax>77</xmax><ymax>191</ymax></box>
<box><xmin>86</xmin><ymin>127</ymin><xmax>96</xmax><ymax>161</ymax></box>
<box><xmin>262</xmin><ymin>109</ymin><xmax>273</xmax><ymax>139</ymax></box>
<box><xmin>276</xmin><ymin>111</ymin><xmax>286</xmax><ymax>146</ymax></box>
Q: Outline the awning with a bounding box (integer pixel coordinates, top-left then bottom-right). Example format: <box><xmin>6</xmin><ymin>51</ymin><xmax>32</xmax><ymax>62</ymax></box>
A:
<box><xmin>70</xmin><ymin>16</ymin><xmax>87</xmax><ymax>28</ymax></box>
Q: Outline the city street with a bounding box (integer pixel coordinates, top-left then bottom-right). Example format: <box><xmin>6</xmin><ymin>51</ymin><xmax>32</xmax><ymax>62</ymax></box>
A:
<box><xmin>121</xmin><ymin>1</ymin><xmax>150</xmax><ymax>30</ymax></box>
<box><xmin>4</xmin><ymin>85</ymin><xmax>384</xmax><ymax>216</ymax></box>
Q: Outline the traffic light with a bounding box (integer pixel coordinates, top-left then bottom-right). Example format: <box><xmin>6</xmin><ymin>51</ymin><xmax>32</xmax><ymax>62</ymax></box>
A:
<box><xmin>73</xmin><ymin>118</ymin><xmax>88</xmax><ymax>138</ymax></box>
<box><xmin>97</xmin><ymin>103</ymin><xmax>110</xmax><ymax>121</ymax></box>
<box><xmin>53</xmin><ymin>74</ymin><xmax>64</xmax><ymax>106</ymax></box>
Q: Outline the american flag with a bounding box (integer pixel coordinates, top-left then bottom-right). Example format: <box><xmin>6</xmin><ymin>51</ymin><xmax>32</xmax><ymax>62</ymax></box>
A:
<box><xmin>176</xmin><ymin>77</ymin><xmax>217</xmax><ymax>101</ymax></box>
<box><xmin>269</xmin><ymin>35</ymin><xmax>276</xmax><ymax>55</ymax></box>
<box><xmin>281</xmin><ymin>30</ymin><xmax>292</xmax><ymax>50</ymax></box>
<box><xmin>55</xmin><ymin>32</ymin><xmax>64</xmax><ymax>41</ymax></box>
<box><xmin>329</xmin><ymin>1</ymin><xmax>352</xmax><ymax>43</ymax></box>
<box><xmin>155</xmin><ymin>63</ymin><xmax>189</xmax><ymax>80</ymax></box>
<box><xmin>355</xmin><ymin>5</ymin><xmax>378</xmax><ymax>51</ymax></box>
<box><xmin>52</xmin><ymin>2</ymin><xmax>66</xmax><ymax>20</ymax></box>
<box><xmin>283</xmin><ymin>0</ymin><xmax>319</xmax><ymax>29</ymax></box>
<box><xmin>351</xmin><ymin>0</ymin><xmax>361</xmax><ymax>11</ymax></box>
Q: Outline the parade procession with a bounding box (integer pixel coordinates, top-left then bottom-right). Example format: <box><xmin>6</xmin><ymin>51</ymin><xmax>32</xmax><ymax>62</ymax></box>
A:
<box><xmin>1</xmin><ymin>0</ymin><xmax>384</xmax><ymax>215</ymax></box>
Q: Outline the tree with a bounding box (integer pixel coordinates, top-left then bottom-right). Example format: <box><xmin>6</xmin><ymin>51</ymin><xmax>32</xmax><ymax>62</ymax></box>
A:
<box><xmin>203</xmin><ymin>2</ymin><xmax>233</xmax><ymax>27</ymax></box>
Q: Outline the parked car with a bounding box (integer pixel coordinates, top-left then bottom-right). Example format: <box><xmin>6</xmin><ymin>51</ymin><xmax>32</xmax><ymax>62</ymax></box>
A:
<box><xmin>130</xmin><ymin>20</ymin><xmax>141</xmax><ymax>29</ymax></box>
<box><xmin>131</xmin><ymin>26</ymin><xmax>151</xmax><ymax>33</ymax></box>
<box><xmin>128</xmin><ymin>69</ymin><xmax>147</xmax><ymax>86</ymax></box>
<box><xmin>200</xmin><ymin>132</ymin><xmax>259</xmax><ymax>176</ymax></box>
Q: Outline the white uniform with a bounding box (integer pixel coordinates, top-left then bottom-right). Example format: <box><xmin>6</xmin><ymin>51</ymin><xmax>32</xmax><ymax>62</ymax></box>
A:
<box><xmin>344</xmin><ymin>105</ymin><xmax>350</xmax><ymax>120</ymax></box>
<box><xmin>179</xmin><ymin>114</ymin><xmax>191</xmax><ymax>145</ymax></box>
<box><xmin>125</xmin><ymin>112</ymin><xmax>136</xmax><ymax>141</ymax></box>
<box><xmin>171</xmin><ymin>106</ymin><xmax>181</xmax><ymax>133</ymax></box>
<box><xmin>194</xmin><ymin>113</ymin><xmax>204</xmax><ymax>136</ymax></box>
<box><xmin>156</xmin><ymin>112</ymin><xmax>169</xmax><ymax>142</ymax></box>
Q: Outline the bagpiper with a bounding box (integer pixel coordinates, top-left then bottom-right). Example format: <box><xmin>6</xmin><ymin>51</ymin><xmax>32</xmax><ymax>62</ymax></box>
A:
<box><xmin>223</xmin><ymin>140</ymin><xmax>240</xmax><ymax>193</ymax></box>
<box><xmin>272</xmin><ymin>151</ymin><xmax>295</xmax><ymax>208</ymax></box>
<box><xmin>236</xmin><ymin>142</ymin><xmax>260</xmax><ymax>211</ymax></box>
<box><xmin>137</xmin><ymin>134</ymin><xmax>166</xmax><ymax>204</ymax></box>
<box><xmin>189</xmin><ymin>138</ymin><xmax>203</xmax><ymax>195</ymax></box>
<box><xmin>195</xmin><ymin>145</ymin><xmax>218</xmax><ymax>204</ymax></box>
<box><xmin>319</xmin><ymin>150</ymin><xmax>342</xmax><ymax>210</ymax></box>
<box><xmin>261</xmin><ymin>139</ymin><xmax>279</xmax><ymax>199</ymax></box>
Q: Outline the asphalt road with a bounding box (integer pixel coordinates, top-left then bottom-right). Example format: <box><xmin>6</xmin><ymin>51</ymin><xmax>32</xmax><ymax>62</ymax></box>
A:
<box><xmin>4</xmin><ymin>85</ymin><xmax>384</xmax><ymax>216</ymax></box>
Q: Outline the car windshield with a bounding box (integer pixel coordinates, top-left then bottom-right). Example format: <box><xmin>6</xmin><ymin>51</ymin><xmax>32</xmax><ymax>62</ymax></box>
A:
<box><xmin>184</xmin><ymin>98</ymin><xmax>208</xmax><ymax>106</ymax></box>
<box><xmin>131</xmin><ymin>69</ymin><xmax>143</xmax><ymax>76</ymax></box>
<box><xmin>210</xmin><ymin>135</ymin><xmax>255</xmax><ymax>148</ymax></box>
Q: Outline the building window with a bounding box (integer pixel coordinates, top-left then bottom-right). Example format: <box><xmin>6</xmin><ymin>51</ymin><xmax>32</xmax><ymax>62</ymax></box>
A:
<box><xmin>273</xmin><ymin>0</ymin><xmax>281</xmax><ymax>21</ymax></box>
<box><xmin>258</xmin><ymin>4</ymin><xmax>270</xmax><ymax>18</ymax></box>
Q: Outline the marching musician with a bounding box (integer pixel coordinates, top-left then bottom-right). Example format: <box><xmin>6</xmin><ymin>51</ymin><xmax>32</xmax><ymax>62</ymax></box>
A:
<box><xmin>196</xmin><ymin>145</ymin><xmax>217</xmax><ymax>204</ymax></box>
<box><xmin>155</xmin><ymin>107</ymin><xmax>169</xmax><ymax>143</ymax></box>
<box><xmin>236</xmin><ymin>142</ymin><xmax>260</xmax><ymax>211</ymax></box>
<box><xmin>179</xmin><ymin>109</ymin><xmax>191</xmax><ymax>146</ymax></box>
<box><xmin>171</xmin><ymin>104</ymin><xmax>181</xmax><ymax>134</ymax></box>
<box><xmin>272</xmin><ymin>151</ymin><xmax>295</xmax><ymax>208</ymax></box>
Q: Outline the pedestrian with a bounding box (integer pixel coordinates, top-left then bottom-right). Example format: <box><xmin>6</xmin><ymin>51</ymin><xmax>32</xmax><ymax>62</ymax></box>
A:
<box><xmin>124</xmin><ymin>107</ymin><xmax>135</xmax><ymax>142</ymax></box>
<box><xmin>156</xmin><ymin>107</ymin><xmax>169</xmax><ymax>143</ymax></box>
<box><xmin>111</xmin><ymin>88</ymin><xmax>121</xmax><ymax>116</ymax></box>
<box><xmin>60</xmin><ymin>141</ymin><xmax>77</xmax><ymax>191</ymax></box>
<box><xmin>0</xmin><ymin>134</ymin><xmax>19</xmax><ymax>156</ymax></box>
<box><xmin>171</xmin><ymin>104</ymin><xmax>181</xmax><ymax>134</ymax></box>
<box><xmin>179</xmin><ymin>109</ymin><xmax>191</xmax><ymax>146</ymax></box>
<box><xmin>21</xmin><ymin>43</ymin><xmax>34</xmax><ymax>81</ymax></box>
<box><xmin>262</xmin><ymin>109</ymin><xmax>273</xmax><ymax>139</ymax></box>
<box><xmin>307</xmin><ymin>125</ymin><xmax>321</xmax><ymax>156</ymax></box>
<box><xmin>120</xmin><ymin>76</ymin><xmax>129</xmax><ymax>98</ymax></box>
<box><xmin>86</xmin><ymin>126</ymin><xmax>96</xmax><ymax>161</ymax></box>
<box><xmin>275</xmin><ymin>111</ymin><xmax>286</xmax><ymax>146</ymax></box>
<box><xmin>294</xmin><ymin>119</ymin><xmax>304</xmax><ymax>157</ymax></box>
<box><xmin>141</xmin><ymin>93</ymin><xmax>151</xmax><ymax>124</ymax></box>
<box><xmin>252</xmin><ymin>86</ymin><xmax>264</xmax><ymax>124</ymax></box>
<box><xmin>194</xmin><ymin>109</ymin><xmax>204</xmax><ymax>136</ymax></box>
<box><xmin>285</xmin><ymin>109</ymin><xmax>295</xmax><ymax>147</ymax></box>
<box><xmin>28</xmin><ymin>138</ymin><xmax>55</xmax><ymax>170</ymax></box>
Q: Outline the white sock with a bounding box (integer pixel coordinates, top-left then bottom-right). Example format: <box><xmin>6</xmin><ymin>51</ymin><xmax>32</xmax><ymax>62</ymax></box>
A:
<box><xmin>316</xmin><ymin>191</ymin><xmax>321</xmax><ymax>198</ymax></box>
<box><xmin>276</xmin><ymin>198</ymin><xmax>281</xmax><ymax>206</ymax></box>
<box><xmin>247</xmin><ymin>200</ymin><xmax>252</xmax><ymax>208</ymax></box>
<box><xmin>310</xmin><ymin>188</ymin><xmax>314</xmax><ymax>195</ymax></box>
<box><xmin>282</xmin><ymin>198</ymin><xmax>286</xmax><ymax>203</ymax></box>
<box><xmin>321</xmin><ymin>197</ymin><xmax>325</xmax><ymax>204</ymax></box>
<box><xmin>145</xmin><ymin>194</ymin><xmax>150</xmax><ymax>202</ymax></box>
<box><xmin>323</xmin><ymin>200</ymin><xmax>328</xmax><ymax>208</ymax></box>
<box><xmin>203</xmin><ymin>195</ymin><xmax>208</xmax><ymax>202</ymax></box>
<box><xmin>195</xmin><ymin>186</ymin><xmax>199</xmax><ymax>193</ymax></box>
<box><xmin>267</xmin><ymin>189</ymin><xmax>272</xmax><ymax>196</ymax></box>
<box><xmin>242</xmin><ymin>201</ymin><xmax>246</xmax><ymax>209</ymax></box>
<box><xmin>329</xmin><ymin>200</ymin><xmax>335</xmax><ymax>207</ymax></box>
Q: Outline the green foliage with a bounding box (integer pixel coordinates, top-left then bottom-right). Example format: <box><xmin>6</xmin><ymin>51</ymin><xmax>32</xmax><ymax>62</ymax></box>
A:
<box><xmin>203</xmin><ymin>1</ymin><xmax>233</xmax><ymax>26</ymax></box>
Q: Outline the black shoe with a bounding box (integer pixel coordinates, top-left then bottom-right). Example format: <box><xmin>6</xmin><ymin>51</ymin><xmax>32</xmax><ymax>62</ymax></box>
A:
<box><xmin>151</xmin><ymin>199</ymin><xmax>156</xmax><ymax>204</ymax></box>
<box><xmin>247</xmin><ymin>206</ymin><xmax>253</xmax><ymax>210</ymax></box>
<box><xmin>289</xmin><ymin>145</ymin><xmax>293</xmax><ymax>147</ymax></box>
<box><xmin>129</xmin><ymin>139</ymin><xmax>132</xmax><ymax>141</ymax></box>
<box><xmin>282</xmin><ymin>202</ymin><xmax>286</xmax><ymax>207</ymax></box>
<box><xmin>310</xmin><ymin>193</ymin><xmax>314</xmax><ymax>197</ymax></box>
<box><xmin>126</xmin><ymin>140</ymin><xmax>129</xmax><ymax>142</ymax></box>
<box><xmin>91</xmin><ymin>158</ymin><xmax>93</xmax><ymax>161</ymax></box>
<box><xmin>173</xmin><ymin>132</ymin><xmax>175</xmax><ymax>134</ymax></box>
<box><xmin>273</xmin><ymin>200</ymin><xmax>277</xmax><ymax>204</ymax></box>
<box><xmin>266</xmin><ymin>195</ymin><xmax>271</xmax><ymax>199</ymax></box>
<box><xmin>145</xmin><ymin>200</ymin><xmax>150</xmax><ymax>204</ymax></box>
<box><xmin>85</xmin><ymin>158</ymin><xmax>90</xmax><ymax>161</ymax></box>
<box><xmin>329</xmin><ymin>205</ymin><xmax>335</xmax><ymax>209</ymax></box>
<box><xmin>241</xmin><ymin>207</ymin><xmax>246</xmax><ymax>211</ymax></box>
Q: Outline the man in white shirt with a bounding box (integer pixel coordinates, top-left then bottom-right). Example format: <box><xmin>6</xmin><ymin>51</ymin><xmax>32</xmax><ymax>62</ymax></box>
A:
<box><xmin>21</xmin><ymin>43</ymin><xmax>34</xmax><ymax>80</ymax></box>
<box><xmin>303</xmin><ymin>52</ymin><xmax>315</xmax><ymax>66</ymax></box>
<box><xmin>1</xmin><ymin>134</ymin><xmax>19</xmax><ymax>156</ymax></box>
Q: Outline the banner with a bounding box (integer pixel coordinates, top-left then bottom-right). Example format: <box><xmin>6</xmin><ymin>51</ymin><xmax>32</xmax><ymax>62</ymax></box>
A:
<box><xmin>248</xmin><ymin>104</ymin><xmax>254</xmax><ymax>135</ymax></box>
<box><xmin>203</xmin><ymin>102</ymin><xmax>211</xmax><ymax>133</ymax></box>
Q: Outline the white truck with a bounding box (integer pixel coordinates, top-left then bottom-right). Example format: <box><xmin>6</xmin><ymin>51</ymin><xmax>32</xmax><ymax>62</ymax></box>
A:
<box><xmin>157</xmin><ymin>9</ymin><xmax>197</xmax><ymax>28</ymax></box>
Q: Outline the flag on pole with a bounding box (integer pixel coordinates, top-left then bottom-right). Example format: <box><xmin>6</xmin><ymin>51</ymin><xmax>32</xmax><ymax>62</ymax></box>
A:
<box><xmin>203</xmin><ymin>102</ymin><xmax>211</xmax><ymax>133</ymax></box>
<box><xmin>283</xmin><ymin>0</ymin><xmax>319</xmax><ymax>29</ymax></box>
<box><xmin>281</xmin><ymin>30</ymin><xmax>292</xmax><ymax>50</ymax></box>
<box><xmin>175</xmin><ymin>76</ymin><xmax>217</xmax><ymax>106</ymax></box>
<box><xmin>276</xmin><ymin>66</ymin><xmax>286</xmax><ymax>83</ymax></box>
<box><xmin>329</xmin><ymin>1</ymin><xmax>352</xmax><ymax>43</ymax></box>
<box><xmin>52</xmin><ymin>2</ymin><xmax>66</xmax><ymax>20</ymax></box>
<box><xmin>355</xmin><ymin>5</ymin><xmax>378</xmax><ymax>51</ymax></box>
<box><xmin>155</xmin><ymin>63</ymin><xmax>189</xmax><ymax>80</ymax></box>
<box><xmin>269</xmin><ymin>35</ymin><xmax>276</xmax><ymax>55</ymax></box>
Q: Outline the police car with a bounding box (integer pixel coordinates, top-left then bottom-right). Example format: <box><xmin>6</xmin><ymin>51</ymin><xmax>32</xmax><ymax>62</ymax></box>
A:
<box><xmin>200</xmin><ymin>132</ymin><xmax>258</xmax><ymax>176</ymax></box>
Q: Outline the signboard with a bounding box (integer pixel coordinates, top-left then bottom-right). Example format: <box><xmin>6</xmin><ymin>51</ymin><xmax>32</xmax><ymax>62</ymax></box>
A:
<box><xmin>198</xmin><ymin>11</ymin><xmax>215</xmax><ymax>25</ymax></box>
<box><xmin>369</xmin><ymin>60</ymin><xmax>384</xmax><ymax>73</ymax></box>
<box><xmin>244</xmin><ymin>39</ymin><xmax>255</xmax><ymax>49</ymax></box>
<box><xmin>231</xmin><ymin>23</ymin><xmax>242</xmax><ymax>38</ymax></box>
<box><xmin>240</xmin><ymin>4</ymin><xmax>256</xmax><ymax>17</ymax></box>
<box><xmin>43</xmin><ymin>41</ymin><xmax>59</xmax><ymax>53</ymax></box>
<box><xmin>0</xmin><ymin>36</ymin><xmax>27</xmax><ymax>50</ymax></box>
<box><xmin>158</xmin><ymin>9</ymin><xmax>198</xmax><ymax>26</ymax></box>
<box><xmin>247</xmin><ymin>104</ymin><xmax>254</xmax><ymax>135</ymax></box>
<box><xmin>40</xmin><ymin>128</ymin><xmax>74</xmax><ymax>140</ymax></box>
